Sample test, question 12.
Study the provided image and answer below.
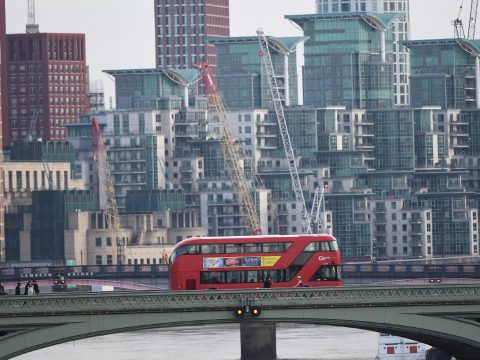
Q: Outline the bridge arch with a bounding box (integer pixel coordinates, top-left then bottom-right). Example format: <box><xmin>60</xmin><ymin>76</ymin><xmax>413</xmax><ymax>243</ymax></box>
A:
<box><xmin>0</xmin><ymin>285</ymin><xmax>479</xmax><ymax>360</ymax></box>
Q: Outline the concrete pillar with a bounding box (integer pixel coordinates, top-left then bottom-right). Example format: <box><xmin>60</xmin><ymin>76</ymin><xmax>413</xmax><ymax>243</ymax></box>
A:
<box><xmin>183</xmin><ymin>85</ymin><xmax>189</xmax><ymax>108</ymax></box>
<box><xmin>283</xmin><ymin>54</ymin><xmax>290</xmax><ymax>106</ymax></box>
<box><xmin>380</xmin><ymin>30</ymin><xmax>386</xmax><ymax>62</ymax></box>
<box><xmin>240</xmin><ymin>323</ymin><xmax>276</xmax><ymax>360</ymax></box>
<box><xmin>476</xmin><ymin>56</ymin><xmax>480</xmax><ymax>109</ymax></box>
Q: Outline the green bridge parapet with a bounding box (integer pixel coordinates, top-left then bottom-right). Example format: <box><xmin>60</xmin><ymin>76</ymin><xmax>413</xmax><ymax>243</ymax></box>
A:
<box><xmin>0</xmin><ymin>284</ymin><xmax>479</xmax><ymax>316</ymax></box>
<box><xmin>0</xmin><ymin>285</ymin><xmax>480</xmax><ymax>360</ymax></box>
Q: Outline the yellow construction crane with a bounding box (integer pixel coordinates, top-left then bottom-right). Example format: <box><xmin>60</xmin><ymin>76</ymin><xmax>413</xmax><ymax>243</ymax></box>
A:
<box><xmin>91</xmin><ymin>117</ymin><xmax>125</xmax><ymax>264</ymax></box>
<box><xmin>193</xmin><ymin>63</ymin><xmax>262</xmax><ymax>235</ymax></box>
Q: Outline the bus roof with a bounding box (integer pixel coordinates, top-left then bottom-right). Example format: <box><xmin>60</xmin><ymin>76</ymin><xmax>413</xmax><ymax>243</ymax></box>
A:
<box><xmin>172</xmin><ymin>234</ymin><xmax>336</xmax><ymax>252</ymax></box>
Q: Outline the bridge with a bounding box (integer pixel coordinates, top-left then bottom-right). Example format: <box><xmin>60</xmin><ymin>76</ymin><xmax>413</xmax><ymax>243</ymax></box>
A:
<box><xmin>0</xmin><ymin>285</ymin><xmax>480</xmax><ymax>360</ymax></box>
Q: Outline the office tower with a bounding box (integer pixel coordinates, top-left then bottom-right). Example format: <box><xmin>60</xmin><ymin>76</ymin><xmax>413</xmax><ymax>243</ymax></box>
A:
<box><xmin>0</xmin><ymin>0</ymin><xmax>5</xmax><ymax>262</ymax></box>
<box><xmin>287</xmin><ymin>13</ymin><xmax>396</xmax><ymax>109</ymax></box>
<box><xmin>154</xmin><ymin>0</ymin><xmax>229</xmax><ymax>69</ymax></box>
<box><xmin>403</xmin><ymin>39</ymin><xmax>480</xmax><ymax>109</ymax></box>
<box><xmin>5</xmin><ymin>31</ymin><xmax>88</xmax><ymax>144</ymax></box>
<box><xmin>315</xmin><ymin>0</ymin><xmax>411</xmax><ymax>106</ymax></box>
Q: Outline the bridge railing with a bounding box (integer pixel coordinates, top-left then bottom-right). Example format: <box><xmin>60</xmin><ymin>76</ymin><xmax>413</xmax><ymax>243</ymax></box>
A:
<box><xmin>342</xmin><ymin>263</ymin><xmax>480</xmax><ymax>279</ymax></box>
<box><xmin>0</xmin><ymin>264</ymin><xmax>169</xmax><ymax>281</ymax></box>
<box><xmin>1</xmin><ymin>264</ymin><xmax>480</xmax><ymax>282</ymax></box>
<box><xmin>0</xmin><ymin>285</ymin><xmax>479</xmax><ymax>316</ymax></box>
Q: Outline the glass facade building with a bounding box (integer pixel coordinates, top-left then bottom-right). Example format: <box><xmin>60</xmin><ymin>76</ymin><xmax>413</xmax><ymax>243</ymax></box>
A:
<box><xmin>403</xmin><ymin>39</ymin><xmax>480</xmax><ymax>109</ymax></box>
<box><xmin>287</xmin><ymin>13</ymin><xmax>397</xmax><ymax>109</ymax></box>
<box><xmin>209</xmin><ymin>36</ymin><xmax>305</xmax><ymax>111</ymax></box>
<box><xmin>315</xmin><ymin>0</ymin><xmax>411</xmax><ymax>106</ymax></box>
<box><xmin>369</xmin><ymin>109</ymin><xmax>415</xmax><ymax>171</ymax></box>
<box><xmin>103</xmin><ymin>68</ymin><xmax>200</xmax><ymax>110</ymax></box>
<box><xmin>30</xmin><ymin>190</ymin><xmax>95</xmax><ymax>262</ymax></box>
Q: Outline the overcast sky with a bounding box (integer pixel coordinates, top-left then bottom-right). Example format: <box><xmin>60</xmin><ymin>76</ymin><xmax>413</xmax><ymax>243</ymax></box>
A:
<box><xmin>5</xmin><ymin>0</ymin><xmax>464</xmax><ymax>106</ymax></box>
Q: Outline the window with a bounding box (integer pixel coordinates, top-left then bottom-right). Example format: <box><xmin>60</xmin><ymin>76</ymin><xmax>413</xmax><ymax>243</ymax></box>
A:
<box><xmin>95</xmin><ymin>255</ymin><xmax>103</xmax><ymax>265</ymax></box>
<box><xmin>107</xmin><ymin>255</ymin><xmax>113</xmax><ymax>265</ymax></box>
<box><xmin>16</xmin><ymin>171</ymin><xmax>22</xmax><ymax>189</ymax></box>
<box><xmin>95</xmin><ymin>237</ymin><xmax>102</xmax><ymax>247</ymax></box>
<box><xmin>106</xmin><ymin>237</ymin><xmax>112</xmax><ymax>246</ymax></box>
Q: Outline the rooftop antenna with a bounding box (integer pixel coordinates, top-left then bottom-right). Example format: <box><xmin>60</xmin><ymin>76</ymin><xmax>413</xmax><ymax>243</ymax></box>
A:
<box><xmin>26</xmin><ymin>0</ymin><xmax>39</xmax><ymax>33</ymax></box>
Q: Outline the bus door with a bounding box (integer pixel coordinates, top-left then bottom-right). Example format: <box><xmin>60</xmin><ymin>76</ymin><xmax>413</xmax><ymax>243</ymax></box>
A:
<box><xmin>182</xmin><ymin>272</ymin><xmax>198</xmax><ymax>290</ymax></box>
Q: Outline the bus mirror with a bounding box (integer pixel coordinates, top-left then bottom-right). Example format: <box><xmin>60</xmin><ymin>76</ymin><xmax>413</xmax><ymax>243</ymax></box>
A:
<box><xmin>233</xmin><ymin>306</ymin><xmax>246</xmax><ymax>318</ymax></box>
<box><xmin>250</xmin><ymin>306</ymin><xmax>261</xmax><ymax>317</ymax></box>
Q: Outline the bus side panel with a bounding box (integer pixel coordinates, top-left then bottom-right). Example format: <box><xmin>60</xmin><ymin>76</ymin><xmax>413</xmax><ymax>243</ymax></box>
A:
<box><xmin>182</xmin><ymin>272</ymin><xmax>199</xmax><ymax>290</ymax></box>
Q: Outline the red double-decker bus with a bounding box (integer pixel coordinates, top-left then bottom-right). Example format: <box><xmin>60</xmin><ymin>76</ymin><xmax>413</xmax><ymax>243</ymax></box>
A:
<box><xmin>169</xmin><ymin>234</ymin><xmax>342</xmax><ymax>290</ymax></box>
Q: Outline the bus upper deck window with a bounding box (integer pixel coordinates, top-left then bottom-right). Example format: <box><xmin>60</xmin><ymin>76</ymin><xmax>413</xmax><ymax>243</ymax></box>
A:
<box><xmin>201</xmin><ymin>244</ymin><xmax>225</xmax><ymax>254</ymax></box>
<box><xmin>188</xmin><ymin>245</ymin><xmax>200</xmax><ymax>254</ymax></box>
<box><xmin>328</xmin><ymin>241</ymin><xmax>339</xmax><ymax>251</ymax></box>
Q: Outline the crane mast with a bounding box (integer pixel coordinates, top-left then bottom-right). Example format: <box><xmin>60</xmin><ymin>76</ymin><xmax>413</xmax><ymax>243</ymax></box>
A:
<box><xmin>91</xmin><ymin>117</ymin><xmax>124</xmax><ymax>264</ymax></box>
<box><xmin>194</xmin><ymin>63</ymin><xmax>262</xmax><ymax>235</ymax></box>
<box><xmin>26</xmin><ymin>0</ymin><xmax>39</xmax><ymax>33</ymax></box>
<box><xmin>257</xmin><ymin>29</ymin><xmax>312</xmax><ymax>235</ymax></box>
<box><xmin>468</xmin><ymin>0</ymin><xmax>480</xmax><ymax>39</ymax></box>
<box><xmin>454</xmin><ymin>0</ymin><xmax>479</xmax><ymax>39</ymax></box>
<box><xmin>454</xmin><ymin>1</ymin><xmax>466</xmax><ymax>38</ymax></box>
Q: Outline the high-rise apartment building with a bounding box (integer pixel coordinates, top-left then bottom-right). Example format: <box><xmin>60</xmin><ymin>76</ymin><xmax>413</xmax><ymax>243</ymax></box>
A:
<box><xmin>4</xmin><ymin>32</ymin><xmax>88</xmax><ymax>145</ymax></box>
<box><xmin>0</xmin><ymin>0</ymin><xmax>6</xmax><ymax>262</ymax></box>
<box><xmin>287</xmin><ymin>13</ymin><xmax>396</xmax><ymax>109</ymax></box>
<box><xmin>209</xmin><ymin>36</ymin><xmax>304</xmax><ymax>110</ymax></box>
<box><xmin>154</xmin><ymin>0</ymin><xmax>230</xmax><ymax>69</ymax></box>
<box><xmin>403</xmin><ymin>39</ymin><xmax>480</xmax><ymax>109</ymax></box>
<box><xmin>315</xmin><ymin>0</ymin><xmax>411</xmax><ymax>106</ymax></box>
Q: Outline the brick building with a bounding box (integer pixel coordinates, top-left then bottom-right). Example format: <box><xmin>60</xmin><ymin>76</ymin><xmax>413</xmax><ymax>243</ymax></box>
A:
<box><xmin>154</xmin><ymin>0</ymin><xmax>230</xmax><ymax>69</ymax></box>
<box><xmin>4</xmin><ymin>32</ymin><xmax>88</xmax><ymax>144</ymax></box>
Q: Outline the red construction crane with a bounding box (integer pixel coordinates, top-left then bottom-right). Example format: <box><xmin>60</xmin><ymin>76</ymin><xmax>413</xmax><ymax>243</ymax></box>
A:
<box><xmin>193</xmin><ymin>62</ymin><xmax>262</xmax><ymax>235</ymax></box>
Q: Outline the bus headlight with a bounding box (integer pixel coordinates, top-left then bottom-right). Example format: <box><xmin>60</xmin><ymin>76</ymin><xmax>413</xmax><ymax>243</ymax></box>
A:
<box><xmin>233</xmin><ymin>307</ymin><xmax>246</xmax><ymax>318</ymax></box>
<box><xmin>250</xmin><ymin>306</ymin><xmax>261</xmax><ymax>317</ymax></box>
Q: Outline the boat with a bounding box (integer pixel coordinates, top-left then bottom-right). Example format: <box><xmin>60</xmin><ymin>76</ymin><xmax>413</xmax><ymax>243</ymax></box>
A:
<box><xmin>376</xmin><ymin>333</ymin><xmax>426</xmax><ymax>360</ymax></box>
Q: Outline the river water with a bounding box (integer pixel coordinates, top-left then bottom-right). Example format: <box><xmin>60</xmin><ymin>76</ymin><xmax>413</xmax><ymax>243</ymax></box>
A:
<box><xmin>13</xmin><ymin>323</ymin><xmax>379</xmax><ymax>360</ymax></box>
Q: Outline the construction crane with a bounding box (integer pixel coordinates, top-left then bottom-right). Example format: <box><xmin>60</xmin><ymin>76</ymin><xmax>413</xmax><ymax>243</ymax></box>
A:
<box><xmin>257</xmin><ymin>29</ymin><xmax>314</xmax><ymax>235</ymax></box>
<box><xmin>26</xmin><ymin>0</ymin><xmax>39</xmax><ymax>33</ymax></box>
<box><xmin>193</xmin><ymin>62</ymin><xmax>262</xmax><ymax>235</ymax></box>
<box><xmin>27</xmin><ymin>109</ymin><xmax>39</xmax><ymax>142</ymax></box>
<box><xmin>454</xmin><ymin>0</ymin><xmax>479</xmax><ymax>39</ymax></box>
<box><xmin>309</xmin><ymin>182</ymin><xmax>330</xmax><ymax>234</ymax></box>
<box><xmin>468</xmin><ymin>0</ymin><xmax>479</xmax><ymax>39</ymax></box>
<box><xmin>91</xmin><ymin>117</ymin><xmax>125</xmax><ymax>264</ymax></box>
<box><xmin>454</xmin><ymin>1</ymin><xmax>466</xmax><ymax>38</ymax></box>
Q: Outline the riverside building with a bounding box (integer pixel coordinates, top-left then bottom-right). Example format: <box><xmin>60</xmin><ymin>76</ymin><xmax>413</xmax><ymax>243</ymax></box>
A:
<box><xmin>315</xmin><ymin>0</ymin><xmax>411</xmax><ymax>106</ymax></box>
<box><xmin>286</xmin><ymin>12</ymin><xmax>397</xmax><ymax>109</ymax></box>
